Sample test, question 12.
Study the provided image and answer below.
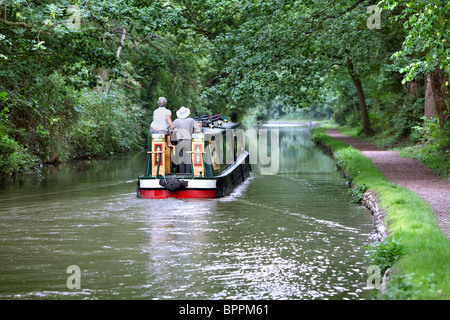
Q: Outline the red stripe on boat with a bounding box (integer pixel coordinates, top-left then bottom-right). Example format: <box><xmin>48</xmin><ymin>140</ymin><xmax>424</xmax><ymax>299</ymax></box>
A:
<box><xmin>139</xmin><ymin>189</ymin><xmax>217</xmax><ymax>199</ymax></box>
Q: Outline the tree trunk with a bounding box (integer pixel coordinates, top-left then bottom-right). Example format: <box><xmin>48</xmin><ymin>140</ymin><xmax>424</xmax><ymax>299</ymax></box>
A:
<box><xmin>346</xmin><ymin>57</ymin><xmax>370</xmax><ymax>134</ymax></box>
<box><xmin>353</xmin><ymin>101</ymin><xmax>359</xmax><ymax>120</ymax></box>
<box><xmin>407</xmin><ymin>79</ymin><xmax>420</xmax><ymax>98</ymax></box>
<box><xmin>429</xmin><ymin>67</ymin><xmax>449</xmax><ymax>129</ymax></box>
<box><xmin>232</xmin><ymin>111</ymin><xmax>237</xmax><ymax>123</ymax></box>
<box><xmin>425</xmin><ymin>73</ymin><xmax>437</xmax><ymax>118</ymax></box>
<box><xmin>117</xmin><ymin>28</ymin><xmax>126</xmax><ymax>58</ymax></box>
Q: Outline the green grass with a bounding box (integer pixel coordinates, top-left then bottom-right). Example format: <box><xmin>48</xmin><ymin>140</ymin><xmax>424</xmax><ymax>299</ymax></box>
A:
<box><xmin>396</xmin><ymin>144</ymin><xmax>450</xmax><ymax>181</ymax></box>
<box><xmin>311</xmin><ymin>126</ymin><xmax>450</xmax><ymax>300</ymax></box>
<box><xmin>332</xmin><ymin>122</ymin><xmax>450</xmax><ymax>182</ymax></box>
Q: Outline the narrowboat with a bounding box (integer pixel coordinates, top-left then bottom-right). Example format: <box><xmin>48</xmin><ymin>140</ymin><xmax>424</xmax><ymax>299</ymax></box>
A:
<box><xmin>137</xmin><ymin>115</ymin><xmax>251</xmax><ymax>199</ymax></box>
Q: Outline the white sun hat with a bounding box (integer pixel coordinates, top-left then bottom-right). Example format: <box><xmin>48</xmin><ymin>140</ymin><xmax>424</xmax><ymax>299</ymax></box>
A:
<box><xmin>176</xmin><ymin>106</ymin><xmax>190</xmax><ymax>119</ymax></box>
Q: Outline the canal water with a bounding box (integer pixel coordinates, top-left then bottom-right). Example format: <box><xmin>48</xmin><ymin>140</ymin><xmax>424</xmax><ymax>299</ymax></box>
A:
<box><xmin>0</xmin><ymin>125</ymin><xmax>376</xmax><ymax>300</ymax></box>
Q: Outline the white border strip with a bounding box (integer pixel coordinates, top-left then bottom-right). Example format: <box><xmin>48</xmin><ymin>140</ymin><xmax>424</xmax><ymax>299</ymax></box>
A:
<box><xmin>217</xmin><ymin>152</ymin><xmax>249</xmax><ymax>178</ymax></box>
<box><xmin>140</xmin><ymin>152</ymin><xmax>249</xmax><ymax>189</ymax></box>
<box><xmin>139</xmin><ymin>178</ymin><xmax>217</xmax><ymax>189</ymax></box>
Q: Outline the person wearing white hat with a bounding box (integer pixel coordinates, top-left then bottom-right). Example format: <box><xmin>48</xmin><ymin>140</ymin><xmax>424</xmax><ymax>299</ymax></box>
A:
<box><xmin>173</xmin><ymin>106</ymin><xmax>201</xmax><ymax>174</ymax></box>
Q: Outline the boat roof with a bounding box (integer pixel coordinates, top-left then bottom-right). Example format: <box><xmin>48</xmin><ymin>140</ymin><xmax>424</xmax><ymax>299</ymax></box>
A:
<box><xmin>202</xmin><ymin>121</ymin><xmax>241</xmax><ymax>135</ymax></box>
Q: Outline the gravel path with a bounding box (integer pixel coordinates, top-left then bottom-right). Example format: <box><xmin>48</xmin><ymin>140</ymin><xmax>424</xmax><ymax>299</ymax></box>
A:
<box><xmin>325</xmin><ymin>129</ymin><xmax>450</xmax><ymax>238</ymax></box>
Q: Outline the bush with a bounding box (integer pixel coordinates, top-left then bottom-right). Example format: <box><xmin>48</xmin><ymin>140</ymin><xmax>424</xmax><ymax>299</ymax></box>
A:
<box><xmin>348</xmin><ymin>183</ymin><xmax>369</xmax><ymax>203</ymax></box>
<box><xmin>411</xmin><ymin>116</ymin><xmax>449</xmax><ymax>145</ymax></box>
<box><xmin>365</xmin><ymin>238</ymin><xmax>403</xmax><ymax>274</ymax></box>
<box><xmin>1</xmin><ymin>72</ymin><xmax>80</xmax><ymax>164</ymax></box>
<box><xmin>333</xmin><ymin>103</ymin><xmax>352</xmax><ymax>126</ymax></box>
<box><xmin>68</xmin><ymin>88</ymin><xmax>145</xmax><ymax>159</ymax></box>
<box><xmin>401</xmin><ymin>116</ymin><xmax>450</xmax><ymax>180</ymax></box>
<box><xmin>0</xmin><ymin>122</ymin><xmax>39</xmax><ymax>175</ymax></box>
<box><xmin>0</xmin><ymin>73</ymin><xmax>147</xmax><ymax>174</ymax></box>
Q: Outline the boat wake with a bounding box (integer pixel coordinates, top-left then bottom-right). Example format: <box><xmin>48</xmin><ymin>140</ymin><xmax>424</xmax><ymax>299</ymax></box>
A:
<box><xmin>217</xmin><ymin>175</ymin><xmax>255</xmax><ymax>202</ymax></box>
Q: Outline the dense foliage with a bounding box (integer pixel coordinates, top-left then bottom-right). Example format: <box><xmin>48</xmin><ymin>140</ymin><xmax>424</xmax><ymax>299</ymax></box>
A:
<box><xmin>0</xmin><ymin>0</ymin><xmax>448</xmax><ymax>175</ymax></box>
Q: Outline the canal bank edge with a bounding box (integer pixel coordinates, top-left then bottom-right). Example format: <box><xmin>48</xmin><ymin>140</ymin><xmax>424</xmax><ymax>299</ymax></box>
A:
<box><xmin>311</xmin><ymin>131</ymin><xmax>392</xmax><ymax>296</ymax></box>
<box><xmin>312</xmin><ymin>137</ymin><xmax>389</xmax><ymax>242</ymax></box>
<box><xmin>310</xmin><ymin>126</ymin><xmax>450</xmax><ymax>300</ymax></box>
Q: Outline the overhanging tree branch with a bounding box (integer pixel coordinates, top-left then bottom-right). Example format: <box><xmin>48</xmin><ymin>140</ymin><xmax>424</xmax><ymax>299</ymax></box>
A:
<box><xmin>0</xmin><ymin>18</ymin><xmax>32</xmax><ymax>28</ymax></box>
<box><xmin>288</xmin><ymin>0</ymin><xmax>368</xmax><ymax>52</ymax></box>
<box><xmin>0</xmin><ymin>18</ymin><xmax>52</xmax><ymax>34</ymax></box>
<box><xmin>307</xmin><ymin>0</ymin><xmax>368</xmax><ymax>34</ymax></box>
<box><xmin>181</xmin><ymin>0</ymin><xmax>213</xmax><ymax>39</ymax></box>
<box><xmin>109</xmin><ymin>28</ymin><xmax>198</xmax><ymax>88</ymax></box>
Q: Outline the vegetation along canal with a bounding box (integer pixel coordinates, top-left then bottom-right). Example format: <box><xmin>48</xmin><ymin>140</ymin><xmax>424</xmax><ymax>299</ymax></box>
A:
<box><xmin>0</xmin><ymin>125</ymin><xmax>376</xmax><ymax>299</ymax></box>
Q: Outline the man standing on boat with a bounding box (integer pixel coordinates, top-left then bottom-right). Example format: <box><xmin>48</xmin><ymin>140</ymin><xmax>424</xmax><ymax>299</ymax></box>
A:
<box><xmin>173</xmin><ymin>106</ymin><xmax>201</xmax><ymax>174</ymax></box>
<box><xmin>150</xmin><ymin>97</ymin><xmax>175</xmax><ymax>148</ymax></box>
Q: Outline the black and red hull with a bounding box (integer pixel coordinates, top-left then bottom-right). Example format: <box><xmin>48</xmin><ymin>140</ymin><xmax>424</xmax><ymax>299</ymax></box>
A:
<box><xmin>137</xmin><ymin>152</ymin><xmax>251</xmax><ymax>199</ymax></box>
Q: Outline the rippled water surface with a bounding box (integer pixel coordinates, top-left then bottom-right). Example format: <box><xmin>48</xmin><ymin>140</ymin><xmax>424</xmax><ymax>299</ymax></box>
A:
<box><xmin>0</xmin><ymin>125</ymin><xmax>376</xmax><ymax>299</ymax></box>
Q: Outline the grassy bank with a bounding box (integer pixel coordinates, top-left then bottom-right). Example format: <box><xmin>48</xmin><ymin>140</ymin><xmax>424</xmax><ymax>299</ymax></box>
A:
<box><xmin>334</xmin><ymin>122</ymin><xmax>450</xmax><ymax>182</ymax></box>
<box><xmin>311</xmin><ymin>126</ymin><xmax>450</xmax><ymax>300</ymax></box>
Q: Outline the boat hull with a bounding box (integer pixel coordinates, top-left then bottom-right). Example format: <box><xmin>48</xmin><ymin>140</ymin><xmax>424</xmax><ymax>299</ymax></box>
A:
<box><xmin>138</xmin><ymin>188</ymin><xmax>217</xmax><ymax>199</ymax></box>
<box><xmin>137</xmin><ymin>152</ymin><xmax>251</xmax><ymax>199</ymax></box>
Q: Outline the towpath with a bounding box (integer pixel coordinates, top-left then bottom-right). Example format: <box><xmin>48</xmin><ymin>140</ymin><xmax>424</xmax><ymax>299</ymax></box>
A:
<box><xmin>325</xmin><ymin>129</ymin><xmax>450</xmax><ymax>238</ymax></box>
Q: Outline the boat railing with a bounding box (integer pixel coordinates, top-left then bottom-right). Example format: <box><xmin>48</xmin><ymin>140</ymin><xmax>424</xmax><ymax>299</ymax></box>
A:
<box><xmin>144</xmin><ymin>120</ymin><xmax>244</xmax><ymax>179</ymax></box>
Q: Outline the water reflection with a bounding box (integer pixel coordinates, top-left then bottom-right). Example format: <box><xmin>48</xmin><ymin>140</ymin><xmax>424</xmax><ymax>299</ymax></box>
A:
<box><xmin>0</xmin><ymin>126</ymin><xmax>376</xmax><ymax>300</ymax></box>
